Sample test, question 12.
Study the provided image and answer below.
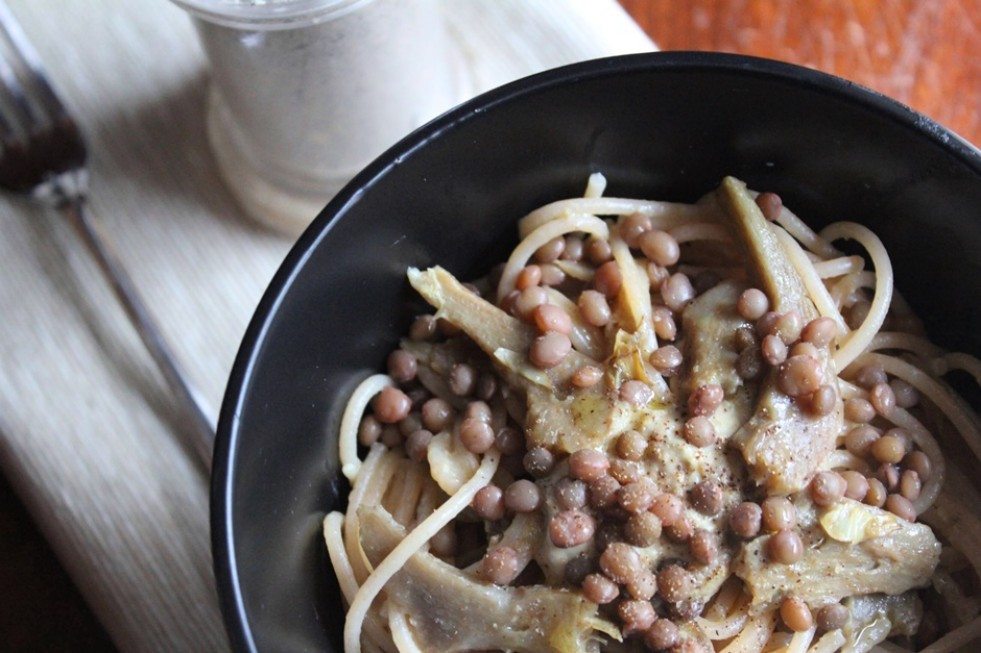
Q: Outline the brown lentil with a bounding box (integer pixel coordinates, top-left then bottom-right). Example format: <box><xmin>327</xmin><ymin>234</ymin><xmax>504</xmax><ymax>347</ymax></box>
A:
<box><xmin>555</xmin><ymin>477</ymin><xmax>589</xmax><ymax>510</ymax></box>
<box><xmin>890</xmin><ymin>378</ymin><xmax>919</xmax><ymax>408</ymax></box>
<box><xmin>644</xmin><ymin>618</ymin><xmax>681</xmax><ymax>651</ymax></box>
<box><xmin>650</xmin><ymin>345</ymin><xmax>684</xmax><ymax>375</ymax></box>
<box><xmin>756</xmin><ymin>310</ymin><xmax>781</xmax><ymax>337</ymax></box>
<box><xmin>755</xmin><ymin>192</ymin><xmax>783</xmax><ymax>221</ymax></box>
<box><xmin>405</xmin><ymin>429</ymin><xmax>433</xmax><ymax>462</ymax></box>
<box><xmin>871</xmin><ymin>434</ymin><xmax>906</xmax><ymax>464</ymax></box>
<box><xmin>651</xmin><ymin>493</ymin><xmax>684</xmax><ymax>526</ymax></box>
<box><xmin>549</xmin><ymin>509</ymin><xmax>596</xmax><ymax>548</ymax></box>
<box><xmin>627</xmin><ymin>570</ymin><xmax>658</xmax><ymax>601</ymax></box>
<box><xmin>619</xmin><ymin>600</ymin><xmax>657</xmax><ymax>635</ymax></box>
<box><xmin>665</xmin><ymin>515</ymin><xmax>694</xmax><ymax>542</ymax></box>
<box><xmin>594</xmin><ymin>261</ymin><xmax>623</xmax><ymax>297</ymax></box>
<box><xmin>620</xmin><ymin>212</ymin><xmax>653</xmax><ymax>245</ymax></box>
<box><xmin>540</xmin><ymin>263</ymin><xmax>566</xmax><ymax>287</ymax></box>
<box><xmin>802</xmin><ymin>317</ymin><xmax>837</xmax><ymax>347</ymax></box>
<box><xmin>767</xmin><ymin>529</ymin><xmax>804</xmax><ymax>564</ymax></box>
<box><xmin>594</xmin><ymin>521</ymin><xmax>623</xmax><ymax>552</ymax></box>
<box><xmin>661</xmin><ymin>273</ymin><xmax>696</xmax><ymax>312</ymax></box>
<box><xmin>380</xmin><ymin>424</ymin><xmax>402</xmax><ymax>447</ymax></box>
<box><xmin>877</xmin><ymin>463</ymin><xmax>900</xmax><ymax>491</ymax></box>
<box><xmin>492</xmin><ymin>427</ymin><xmax>520</xmax><ymax>457</ymax></box>
<box><xmin>780</xmin><ymin>596</ymin><xmax>814</xmax><ymax>632</ymax></box>
<box><xmin>472</xmin><ymin>485</ymin><xmax>506</xmax><ymax>521</ymax></box>
<box><xmin>600</xmin><ymin>542</ymin><xmax>642</xmax><ymax>583</ymax></box>
<box><xmin>904</xmin><ymin>451</ymin><xmax>932</xmax><ymax>482</ymax></box>
<box><xmin>816</xmin><ymin>603</ymin><xmax>848</xmax><ymax>632</ymax></box>
<box><xmin>534</xmin><ymin>236</ymin><xmax>565</xmax><ymax>263</ymax></box>
<box><xmin>625</xmin><ymin>512</ymin><xmax>663</xmax><ymax>547</ymax></box>
<box><xmin>855</xmin><ymin>364</ymin><xmax>888</xmax><ymax>389</ymax></box>
<box><xmin>461</xmin><ymin>401</ymin><xmax>489</xmax><ymax>424</ymax></box>
<box><xmin>647</xmin><ymin>262</ymin><xmax>670</xmax><ymax>287</ymax></box>
<box><xmin>844</xmin><ymin>397</ymin><xmax>876</xmax><ymax>423</ymax></box>
<box><xmin>807</xmin><ymin>384</ymin><xmax>837</xmax><ymax>416</ymax></box>
<box><xmin>689</xmin><ymin>529</ymin><xmax>719</xmax><ymax>565</ymax></box>
<box><xmin>561</xmin><ymin>235</ymin><xmax>584</xmax><ymax>261</ymax></box>
<box><xmin>617</xmin><ymin>430</ymin><xmax>647</xmax><ymax>461</ymax></box>
<box><xmin>761</xmin><ymin>496</ymin><xmax>796</xmax><ymax>532</ymax></box>
<box><xmin>639</xmin><ymin>229</ymin><xmax>680</xmax><ymax>266</ymax></box>
<box><xmin>563</xmin><ymin>554</ymin><xmax>593</xmax><ymax>586</ymax></box>
<box><xmin>570</xmin><ymin>449</ymin><xmax>610</xmax><ymax>482</ymax></box>
<box><xmin>865</xmin><ymin>477</ymin><xmax>887</xmax><ymax>507</ymax></box>
<box><xmin>397</xmin><ymin>412</ymin><xmax>423</xmax><ymax>437</ymax></box>
<box><xmin>533</xmin><ymin>303</ymin><xmax>573</xmax><ymax>335</ymax></box>
<box><xmin>790</xmin><ymin>341</ymin><xmax>820</xmax><ymax>360</ymax></box>
<box><xmin>900</xmin><ymin>470</ymin><xmax>922</xmax><ymax>502</ymax></box>
<box><xmin>885</xmin><ymin>493</ymin><xmax>917</xmax><ymax>521</ymax></box>
<box><xmin>386</xmin><ymin>349</ymin><xmax>417</xmax><ymax>383</ymax></box>
<box><xmin>774</xmin><ymin>310</ymin><xmax>804</xmax><ymax>344</ymax></box>
<box><xmin>373</xmin><ymin>387</ymin><xmax>412</xmax><ymax>423</ymax></box>
<box><xmin>869</xmin><ymin>382</ymin><xmax>896</xmax><ymax>416</ymax></box>
<box><xmin>459</xmin><ymin>417</ymin><xmax>495</xmax><ymax>454</ymax></box>
<box><xmin>609</xmin><ymin>459</ymin><xmax>643</xmax><ymax>485</ymax></box>
<box><xmin>448</xmin><ymin>363</ymin><xmax>476</xmax><ymax>396</ymax></box>
<box><xmin>578</xmin><ymin>289</ymin><xmax>612</xmax><ymax>327</ymax></box>
<box><xmin>652</xmin><ymin>306</ymin><xmax>677</xmax><ymax>341</ymax></box>
<box><xmin>530</xmin><ymin>331</ymin><xmax>572</xmax><ymax>369</ymax></box>
<box><xmin>761</xmin><ymin>334</ymin><xmax>788</xmax><ymax>366</ymax></box>
<box><xmin>620</xmin><ymin>380</ymin><xmax>654</xmax><ymax>405</ymax></box>
<box><xmin>589</xmin><ymin>475</ymin><xmax>622</xmax><ymax>510</ymax></box>
<box><xmin>421</xmin><ymin>397</ymin><xmax>454</xmax><ymax>432</ymax></box>
<box><xmin>515</xmin><ymin>264</ymin><xmax>542</xmax><ymax>290</ymax></box>
<box><xmin>409</xmin><ymin>314</ymin><xmax>438</xmax><ymax>341</ymax></box>
<box><xmin>581</xmin><ymin>573</ymin><xmax>619</xmax><ymax>604</ymax></box>
<box><xmin>688</xmin><ymin>383</ymin><xmax>724</xmax><ymax>417</ymax></box>
<box><xmin>734</xmin><ymin>325</ymin><xmax>757</xmax><ymax>351</ymax></box>
<box><xmin>777</xmin><ymin>355</ymin><xmax>823</xmax><ymax>397</ymax></box>
<box><xmin>738</xmin><ymin>288</ymin><xmax>770</xmax><ymax>321</ymax></box>
<box><xmin>689</xmin><ymin>480</ymin><xmax>724</xmax><ymax>516</ymax></box>
<box><xmin>657</xmin><ymin>565</ymin><xmax>691</xmax><ymax>603</ymax></box>
<box><xmin>619</xmin><ymin>479</ymin><xmax>656</xmax><ymax>514</ymax></box>
<box><xmin>844</xmin><ymin>425</ymin><xmax>880</xmax><ymax>457</ymax></box>
<box><xmin>514</xmin><ymin>286</ymin><xmax>548</xmax><ymax>319</ymax></box>
<box><xmin>729</xmin><ymin>501</ymin><xmax>762</xmax><ymax>538</ymax></box>
<box><xmin>810</xmin><ymin>471</ymin><xmax>847</xmax><ymax>506</ymax></box>
<box><xmin>503</xmin><ymin>479</ymin><xmax>541</xmax><ymax>513</ymax></box>
<box><xmin>841</xmin><ymin>470</ymin><xmax>870</xmax><ymax>501</ymax></box>
<box><xmin>523</xmin><ymin>447</ymin><xmax>554</xmax><ymax>478</ymax></box>
<box><xmin>736</xmin><ymin>346</ymin><xmax>764</xmax><ymax>380</ymax></box>
<box><xmin>479</xmin><ymin>546</ymin><xmax>521</xmax><ymax>585</ymax></box>
<box><xmin>683</xmin><ymin>416</ymin><xmax>716</xmax><ymax>448</ymax></box>
<box><xmin>358</xmin><ymin>415</ymin><xmax>382</xmax><ymax>446</ymax></box>
<box><xmin>586</xmin><ymin>236</ymin><xmax>612</xmax><ymax>264</ymax></box>
<box><xmin>845</xmin><ymin>300</ymin><xmax>872</xmax><ymax>330</ymax></box>
<box><xmin>571</xmin><ymin>364</ymin><xmax>604</xmax><ymax>388</ymax></box>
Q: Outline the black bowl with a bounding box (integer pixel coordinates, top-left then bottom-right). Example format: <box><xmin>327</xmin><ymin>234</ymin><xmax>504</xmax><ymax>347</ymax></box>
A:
<box><xmin>213</xmin><ymin>52</ymin><xmax>980</xmax><ymax>652</ymax></box>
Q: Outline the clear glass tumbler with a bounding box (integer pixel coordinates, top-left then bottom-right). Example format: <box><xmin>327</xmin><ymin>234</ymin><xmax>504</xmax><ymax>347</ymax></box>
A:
<box><xmin>170</xmin><ymin>0</ymin><xmax>463</xmax><ymax>236</ymax></box>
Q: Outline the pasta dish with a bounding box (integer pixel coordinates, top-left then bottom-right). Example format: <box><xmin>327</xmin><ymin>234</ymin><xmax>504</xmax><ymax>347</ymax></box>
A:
<box><xmin>323</xmin><ymin>175</ymin><xmax>980</xmax><ymax>653</ymax></box>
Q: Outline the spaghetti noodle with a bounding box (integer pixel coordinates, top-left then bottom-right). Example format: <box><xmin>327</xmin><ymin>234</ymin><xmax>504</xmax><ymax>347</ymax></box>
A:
<box><xmin>324</xmin><ymin>175</ymin><xmax>979</xmax><ymax>653</ymax></box>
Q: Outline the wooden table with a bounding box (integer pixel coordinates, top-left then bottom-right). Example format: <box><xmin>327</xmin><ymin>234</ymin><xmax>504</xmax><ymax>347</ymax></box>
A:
<box><xmin>620</xmin><ymin>0</ymin><xmax>980</xmax><ymax>145</ymax></box>
<box><xmin>1</xmin><ymin>2</ymin><xmax>976</xmax><ymax>651</ymax></box>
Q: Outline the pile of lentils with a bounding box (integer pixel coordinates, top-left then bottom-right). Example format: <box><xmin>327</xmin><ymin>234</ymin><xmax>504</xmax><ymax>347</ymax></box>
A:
<box><xmin>357</xmin><ymin>191</ymin><xmax>932</xmax><ymax>649</ymax></box>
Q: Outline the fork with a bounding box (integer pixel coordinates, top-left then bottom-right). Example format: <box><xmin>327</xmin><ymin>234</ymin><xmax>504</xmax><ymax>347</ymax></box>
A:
<box><xmin>0</xmin><ymin>1</ymin><xmax>214</xmax><ymax>470</ymax></box>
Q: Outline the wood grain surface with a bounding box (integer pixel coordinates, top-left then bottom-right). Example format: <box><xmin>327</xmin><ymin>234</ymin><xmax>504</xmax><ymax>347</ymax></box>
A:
<box><xmin>0</xmin><ymin>3</ymin><xmax>976</xmax><ymax>652</ymax></box>
<box><xmin>619</xmin><ymin>0</ymin><xmax>980</xmax><ymax>145</ymax></box>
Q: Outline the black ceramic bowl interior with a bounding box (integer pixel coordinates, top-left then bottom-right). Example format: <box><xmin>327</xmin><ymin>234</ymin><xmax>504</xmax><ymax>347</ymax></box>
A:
<box><xmin>213</xmin><ymin>52</ymin><xmax>980</xmax><ymax>652</ymax></box>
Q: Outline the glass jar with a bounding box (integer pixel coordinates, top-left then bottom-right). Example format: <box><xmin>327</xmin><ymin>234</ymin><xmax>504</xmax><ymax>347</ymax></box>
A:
<box><xmin>171</xmin><ymin>0</ymin><xmax>463</xmax><ymax>236</ymax></box>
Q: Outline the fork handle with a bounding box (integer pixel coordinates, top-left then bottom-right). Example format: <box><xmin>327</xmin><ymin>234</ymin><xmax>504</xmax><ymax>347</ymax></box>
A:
<box><xmin>62</xmin><ymin>197</ymin><xmax>215</xmax><ymax>471</ymax></box>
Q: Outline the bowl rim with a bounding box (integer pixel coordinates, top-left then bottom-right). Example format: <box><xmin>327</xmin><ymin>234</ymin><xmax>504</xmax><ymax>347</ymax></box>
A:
<box><xmin>211</xmin><ymin>50</ymin><xmax>981</xmax><ymax>652</ymax></box>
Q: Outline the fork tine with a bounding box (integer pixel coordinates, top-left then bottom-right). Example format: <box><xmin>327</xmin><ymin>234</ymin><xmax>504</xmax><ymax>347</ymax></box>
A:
<box><xmin>0</xmin><ymin>1</ymin><xmax>66</xmax><ymax>131</ymax></box>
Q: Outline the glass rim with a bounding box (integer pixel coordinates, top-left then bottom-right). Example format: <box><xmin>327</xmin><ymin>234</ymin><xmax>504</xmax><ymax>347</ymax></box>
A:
<box><xmin>169</xmin><ymin>0</ymin><xmax>376</xmax><ymax>30</ymax></box>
